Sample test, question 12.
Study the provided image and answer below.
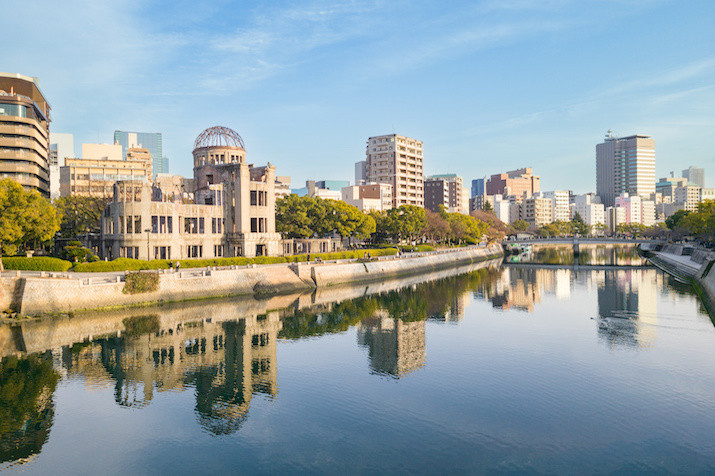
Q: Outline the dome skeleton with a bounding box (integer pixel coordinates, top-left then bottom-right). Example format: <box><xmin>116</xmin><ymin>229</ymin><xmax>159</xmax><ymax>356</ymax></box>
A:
<box><xmin>194</xmin><ymin>126</ymin><xmax>245</xmax><ymax>150</ymax></box>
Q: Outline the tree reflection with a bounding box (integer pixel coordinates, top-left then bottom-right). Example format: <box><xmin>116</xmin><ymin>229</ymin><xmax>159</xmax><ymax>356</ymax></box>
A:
<box><xmin>0</xmin><ymin>353</ymin><xmax>59</xmax><ymax>465</ymax></box>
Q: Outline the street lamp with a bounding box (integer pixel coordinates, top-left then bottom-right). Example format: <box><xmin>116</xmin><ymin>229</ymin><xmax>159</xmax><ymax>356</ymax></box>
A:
<box><xmin>144</xmin><ymin>228</ymin><xmax>152</xmax><ymax>260</ymax></box>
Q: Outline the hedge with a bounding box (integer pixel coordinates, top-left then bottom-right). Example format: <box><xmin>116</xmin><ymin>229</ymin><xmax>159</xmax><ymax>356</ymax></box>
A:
<box><xmin>1</xmin><ymin>257</ymin><xmax>73</xmax><ymax>272</ymax></box>
<box><xmin>123</xmin><ymin>272</ymin><xmax>160</xmax><ymax>294</ymax></box>
<box><xmin>72</xmin><ymin>248</ymin><xmax>399</xmax><ymax>272</ymax></box>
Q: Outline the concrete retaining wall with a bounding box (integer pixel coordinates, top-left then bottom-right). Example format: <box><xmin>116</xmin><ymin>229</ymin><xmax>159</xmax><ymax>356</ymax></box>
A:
<box><xmin>2</xmin><ymin>245</ymin><xmax>503</xmax><ymax>316</ymax></box>
<box><xmin>312</xmin><ymin>245</ymin><xmax>502</xmax><ymax>287</ymax></box>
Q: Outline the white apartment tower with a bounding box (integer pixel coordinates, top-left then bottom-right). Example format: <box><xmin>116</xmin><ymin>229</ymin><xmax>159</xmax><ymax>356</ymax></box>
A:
<box><xmin>365</xmin><ymin>134</ymin><xmax>423</xmax><ymax>208</ymax></box>
<box><xmin>596</xmin><ymin>131</ymin><xmax>655</xmax><ymax>207</ymax></box>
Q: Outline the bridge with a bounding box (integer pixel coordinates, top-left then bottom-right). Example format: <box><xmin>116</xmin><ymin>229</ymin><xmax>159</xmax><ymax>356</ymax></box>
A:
<box><xmin>502</xmin><ymin>262</ymin><xmax>654</xmax><ymax>271</ymax></box>
<box><xmin>502</xmin><ymin>237</ymin><xmax>662</xmax><ymax>245</ymax></box>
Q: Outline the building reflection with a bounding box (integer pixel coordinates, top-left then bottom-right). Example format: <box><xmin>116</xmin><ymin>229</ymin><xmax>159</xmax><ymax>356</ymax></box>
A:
<box><xmin>357</xmin><ymin>312</ymin><xmax>426</xmax><ymax>377</ymax></box>
<box><xmin>596</xmin><ymin>269</ymin><xmax>660</xmax><ymax>348</ymax></box>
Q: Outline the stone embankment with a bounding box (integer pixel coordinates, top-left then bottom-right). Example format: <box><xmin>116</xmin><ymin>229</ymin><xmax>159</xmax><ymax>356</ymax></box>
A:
<box><xmin>0</xmin><ymin>244</ymin><xmax>502</xmax><ymax>316</ymax></box>
<box><xmin>641</xmin><ymin>243</ymin><xmax>715</xmax><ymax>310</ymax></box>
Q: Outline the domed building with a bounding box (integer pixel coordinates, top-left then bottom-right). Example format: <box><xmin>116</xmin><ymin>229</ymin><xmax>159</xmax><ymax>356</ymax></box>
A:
<box><xmin>100</xmin><ymin>126</ymin><xmax>281</xmax><ymax>259</ymax></box>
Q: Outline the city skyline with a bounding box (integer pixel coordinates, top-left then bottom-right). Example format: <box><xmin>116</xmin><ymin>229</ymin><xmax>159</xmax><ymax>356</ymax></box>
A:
<box><xmin>3</xmin><ymin>0</ymin><xmax>714</xmax><ymax>193</ymax></box>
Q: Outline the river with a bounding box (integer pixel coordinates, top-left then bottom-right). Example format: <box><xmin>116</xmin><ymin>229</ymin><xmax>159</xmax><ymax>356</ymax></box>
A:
<box><xmin>0</xmin><ymin>246</ymin><xmax>713</xmax><ymax>473</ymax></box>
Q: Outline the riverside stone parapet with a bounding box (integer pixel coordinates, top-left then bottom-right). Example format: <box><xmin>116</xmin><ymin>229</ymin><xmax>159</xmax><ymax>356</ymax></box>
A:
<box><xmin>0</xmin><ymin>245</ymin><xmax>502</xmax><ymax>316</ymax></box>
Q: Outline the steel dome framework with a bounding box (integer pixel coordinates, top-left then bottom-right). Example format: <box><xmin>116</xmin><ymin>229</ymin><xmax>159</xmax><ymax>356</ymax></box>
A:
<box><xmin>193</xmin><ymin>126</ymin><xmax>245</xmax><ymax>150</ymax></box>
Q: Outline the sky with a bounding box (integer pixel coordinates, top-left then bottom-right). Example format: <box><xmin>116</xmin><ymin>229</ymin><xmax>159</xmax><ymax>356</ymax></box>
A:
<box><xmin>3</xmin><ymin>0</ymin><xmax>714</xmax><ymax>192</ymax></box>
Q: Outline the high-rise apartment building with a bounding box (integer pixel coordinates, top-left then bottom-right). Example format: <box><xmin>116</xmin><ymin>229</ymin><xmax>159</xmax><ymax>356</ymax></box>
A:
<box><xmin>682</xmin><ymin>165</ymin><xmax>704</xmax><ymax>188</ymax></box>
<box><xmin>596</xmin><ymin>131</ymin><xmax>655</xmax><ymax>207</ymax></box>
<box><xmin>486</xmin><ymin>168</ymin><xmax>540</xmax><ymax>198</ymax></box>
<box><xmin>114</xmin><ymin>130</ymin><xmax>168</xmax><ymax>176</ymax></box>
<box><xmin>521</xmin><ymin>196</ymin><xmax>553</xmax><ymax>229</ymax></box>
<box><xmin>49</xmin><ymin>132</ymin><xmax>74</xmax><ymax>199</ymax></box>
<box><xmin>365</xmin><ymin>134</ymin><xmax>423</xmax><ymax>208</ymax></box>
<box><xmin>424</xmin><ymin>174</ymin><xmax>465</xmax><ymax>213</ymax></box>
<box><xmin>541</xmin><ymin>190</ymin><xmax>570</xmax><ymax>222</ymax></box>
<box><xmin>0</xmin><ymin>73</ymin><xmax>52</xmax><ymax>197</ymax></box>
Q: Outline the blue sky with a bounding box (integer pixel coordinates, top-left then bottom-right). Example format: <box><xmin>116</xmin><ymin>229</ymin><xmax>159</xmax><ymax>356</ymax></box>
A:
<box><xmin>4</xmin><ymin>0</ymin><xmax>714</xmax><ymax>192</ymax></box>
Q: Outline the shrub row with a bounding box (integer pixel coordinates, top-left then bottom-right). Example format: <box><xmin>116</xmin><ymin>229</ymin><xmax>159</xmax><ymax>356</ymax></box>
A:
<box><xmin>1</xmin><ymin>257</ymin><xmax>73</xmax><ymax>272</ymax></box>
<box><xmin>122</xmin><ymin>272</ymin><xmax>160</xmax><ymax>294</ymax></box>
<box><xmin>72</xmin><ymin>248</ymin><xmax>399</xmax><ymax>272</ymax></box>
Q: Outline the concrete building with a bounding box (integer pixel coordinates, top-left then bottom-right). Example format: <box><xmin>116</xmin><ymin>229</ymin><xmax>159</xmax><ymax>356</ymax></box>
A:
<box><xmin>572</xmin><ymin>194</ymin><xmax>605</xmax><ymax>227</ymax></box>
<box><xmin>682</xmin><ymin>165</ymin><xmax>704</xmax><ymax>188</ymax></box>
<box><xmin>674</xmin><ymin>185</ymin><xmax>702</xmax><ymax>212</ymax></box>
<box><xmin>486</xmin><ymin>168</ymin><xmax>540</xmax><ymax>199</ymax></box>
<box><xmin>596</xmin><ymin>131</ymin><xmax>655</xmax><ymax>207</ymax></box>
<box><xmin>101</xmin><ymin>126</ymin><xmax>282</xmax><ymax>259</ymax></box>
<box><xmin>0</xmin><ymin>72</ymin><xmax>52</xmax><ymax>197</ymax></box>
<box><xmin>424</xmin><ymin>174</ymin><xmax>465</xmax><ymax>213</ymax></box>
<box><xmin>614</xmin><ymin>193</ymin><xmax>656</xmax><ymax>226</ymax></box>
<box><xmin>606</xmin><ymin>206</ymin><xmax>626</xmax><ymax>234</ymax></box>
<box><xmin>365</xmin><ymin>134</ymin><xmax>423</xmax><ymax>208</ymax></box>
<box><xmin>492</xmin><ymin>194</ymin><xmax>511</xmax><ymax>224</ymax></box>
<box><xmin>60</xmin><ymin>147</ymin><xmax>153</xmax><ymax>198</ymax></box>
<box><xmin>341</xmin><ymin>183</ymin><xmax>393</xmax><ymax>212</ymax></box>
<box><xmin>49</xmin><ymin>132</ymin><xmax>74</xmax><ymax>199</ymax></box>
<box><xmin>114</xmin><ymin>131</ymin><xmax>168</xmax><ymax>176</ymax></box>
<box><xmin>701</xmin><ymin>188</ymin><xmax>715</xmax><ymax>202</ymax></box>
<box><xmin>656</xmin><ymin>176</ymin><xmax>688</xmax><ymax>203</ymax></box>
<box><xmin>354</xmin><ymin>160</ymin><xmax>367</xmax><ymax>184</ymax></box>
<box><xmin>82</xmin><ymin>143</ymin><xmax>122</xmax><ymax>161</ymax></box>
<box><xmin>541</xmin><ymin>190</ymin><xmax>570</xmax><ymax>222</ymax></box>
<box><xmin>521</xmin><ymin>196</ymin><xmax>553</xmax><ymax>229</ymax></box>
<box><xmin>275</xmin><ymin>175</ymin><xmax>291</xmax><ymax>199</ymax></box>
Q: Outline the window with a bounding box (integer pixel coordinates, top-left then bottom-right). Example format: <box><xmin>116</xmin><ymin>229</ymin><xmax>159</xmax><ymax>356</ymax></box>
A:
<box><xmin>214</xmin><ymin>245</ymin><xmax>223</xmax><ymax>257</ymax></box>
<box><xmin>167</xmin><ymin>216</ymin><xmax>173</xmax><ymax>234</ymax></box>
<box><xmin>160</xmin><ymin>216</ymin><xmax>166</xmax><ymax>233</ymax></box>
<box><xmin>126</xmin><ymin>215</ymin><xmax>133</xmax><ymax>234</ymax></box>
<box><xmin>184</xmin><ymin>217</ymin><xmax>198</xmax><ymax>234</ymax></box>
<box><xmin>151</xmin><ymin>215</ymin><xmax>158</xmax><ymax>233</ymax></box>
<box><xmin>187</xmin><ymin>245</ymin><xmax>202</xmax><ymax>258</ymax></box>
<box><xmin>250</xmin><ymin>190</ymin><xmax>258</xmax><ymax>206</ymax></box>
<box><xmin>199</xmin><ymin>217</ymin><xmax>205</xmax><ymax>234</ymax></box>
<box><xmin>251</xmin><ymin>218</ymin><xmax>258</xmax><ymax>233</ymax></box>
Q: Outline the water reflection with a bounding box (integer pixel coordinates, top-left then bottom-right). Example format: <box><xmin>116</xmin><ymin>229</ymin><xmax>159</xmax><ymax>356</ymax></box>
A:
<box><xmin>0</xmin><ymin>353</ymin><xmax>58</xmax><ymax>466</ymax></box>
<box><xmin>0</xmin><ymin>254</ymin><xmax>711</xmax><ymax>471</ymax></box>
<box><xmin>511</xmin><ymin>244</ymin><xmax>646</xmax><ymax>266</ymax></box>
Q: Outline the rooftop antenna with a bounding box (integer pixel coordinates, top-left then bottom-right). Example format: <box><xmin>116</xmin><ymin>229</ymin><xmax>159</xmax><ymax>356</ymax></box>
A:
<box><xmin>605</xmin><ymin>129</ymin><xmax>615</xmax><ymax>140</ymax></box>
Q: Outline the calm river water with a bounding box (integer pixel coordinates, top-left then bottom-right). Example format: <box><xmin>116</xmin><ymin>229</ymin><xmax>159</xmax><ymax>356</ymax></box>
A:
<box><xmin>1</xmin><ymin>248</ymin><xmax>714</xmax><ymax>474</ymax></box>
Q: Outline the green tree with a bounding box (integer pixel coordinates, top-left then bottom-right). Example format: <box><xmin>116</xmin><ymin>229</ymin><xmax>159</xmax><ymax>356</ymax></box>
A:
<box><xmin>665</xmin><ymin>209</ymin><xmax>691</xmax><ymax>230</ymax></box>
<box><xmin>482</xmin><ymin>201</ymin><xmax>493</xmax><ymax>213</ymax></box>
<box><xmin>682</xmin><ymin>200</ymin><xmax>715</xmax><ymax>241</ymax></box>
<box><xmin>571</xmin><ymin>212</ymin><xmax>590</xmax><ymax>236</ymax></box>
<box><xmin>276</xmin><ymin>195</ymin><xmax>315</xmax><ymax>238</ymax></box>
<box><xmin>512</xmin><ymin>220</ymin><xmax>529</xmax><ymax>232</ymax></box>
<box><xmin>0</xmin><ymin>179</ymin><xmax>60</xmax><ymax>269</ymax></box>
<box><xmin>54</xmin><ymin>195</ymin><xmax>109</xmax><ymax>237</ymax></box>
<box><xmin>424</xmin><ymin>210</ymin><xmax>450</xmax><ymax>243</ymax></box>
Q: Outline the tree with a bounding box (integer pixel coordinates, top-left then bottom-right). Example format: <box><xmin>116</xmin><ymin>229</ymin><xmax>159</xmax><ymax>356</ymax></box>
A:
<box><xmin>54</xmin><ymin>196</ymin><xmax>109</xmax><ymax>237</ymax></box>
<box><xmin>0</xmin><ymin>179</ymin><xmax>60</xmax><ymax>269</ymax></box>
<box><xmin>571</xmin><ymin>212</ymin><xmax>590</xmax><ymax>236</ymax></box>
<box><xmin>482</xmin><ymin>201</ymin><xmax>493</xmax><ymax>213</ymax></box>
<box><xmin>512</xmin><ymin>220</ymin><xmax>529</xmax><ymax>232</ymax></box>
<box><xmin>665</xmin><ymin>209</ymin><xmax>691</xmax><ymax>230</ymax></box>
<box><xmin>681</xmin><ymin>200</ymin><xmax>715</xmax><ymax>241</ymax></box>
<box><xmin>276</xmin><ymin>195</ymin><xmax>315</xmax><ymax>238</ymax></box>
<box><xmin>424</xmin><ymin>210</ymin><xmax>450</xmax><ymax>243</ymax></box>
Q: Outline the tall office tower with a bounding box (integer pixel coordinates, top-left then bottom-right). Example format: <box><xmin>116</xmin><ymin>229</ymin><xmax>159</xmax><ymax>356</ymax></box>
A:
<box><xmin>596</xmin><ymin>131</ymin><xmax>655</xmax><ymax>207</ymax></box>
<box><xmin>682</xmin><ymin>166</ymin><xmax>704</xmax><ymax>188</ymax></box>
<box><xmin>365</xmin><ymin>134</ymin><xmax>423</xmax><ymax>208</ymax></box>
<box><xmin>486</xmin><ymin>167</ymin><xmax>540</xmax><ymax>198</ymax></box>
<box><xmin>0</xmin><ymin>73</ymin><xmax>52</xmax><ymax>197</ymax></box>
<box><xmin>424</xmin><ymin>174</ymin><xmax>465</xmax><ymax>213</ymax></box>
<box><xmin>354</xmin><ymin>160</ymin><xmax>367</xmax><ymax>184</ymax></box>
<box><xmin>114</xmin><ymin>130</ymin><xmax>168</xmax><ymax>176</ymax></box>
<box><xmin>49</xmin><ymin>132</ymin><xmax>74</xmax><ymax>199</ymax></box>
<box><xmin>471</xmin><ymin>177</ymin><xmax>485</xmax><ymax>198</ymax></box>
